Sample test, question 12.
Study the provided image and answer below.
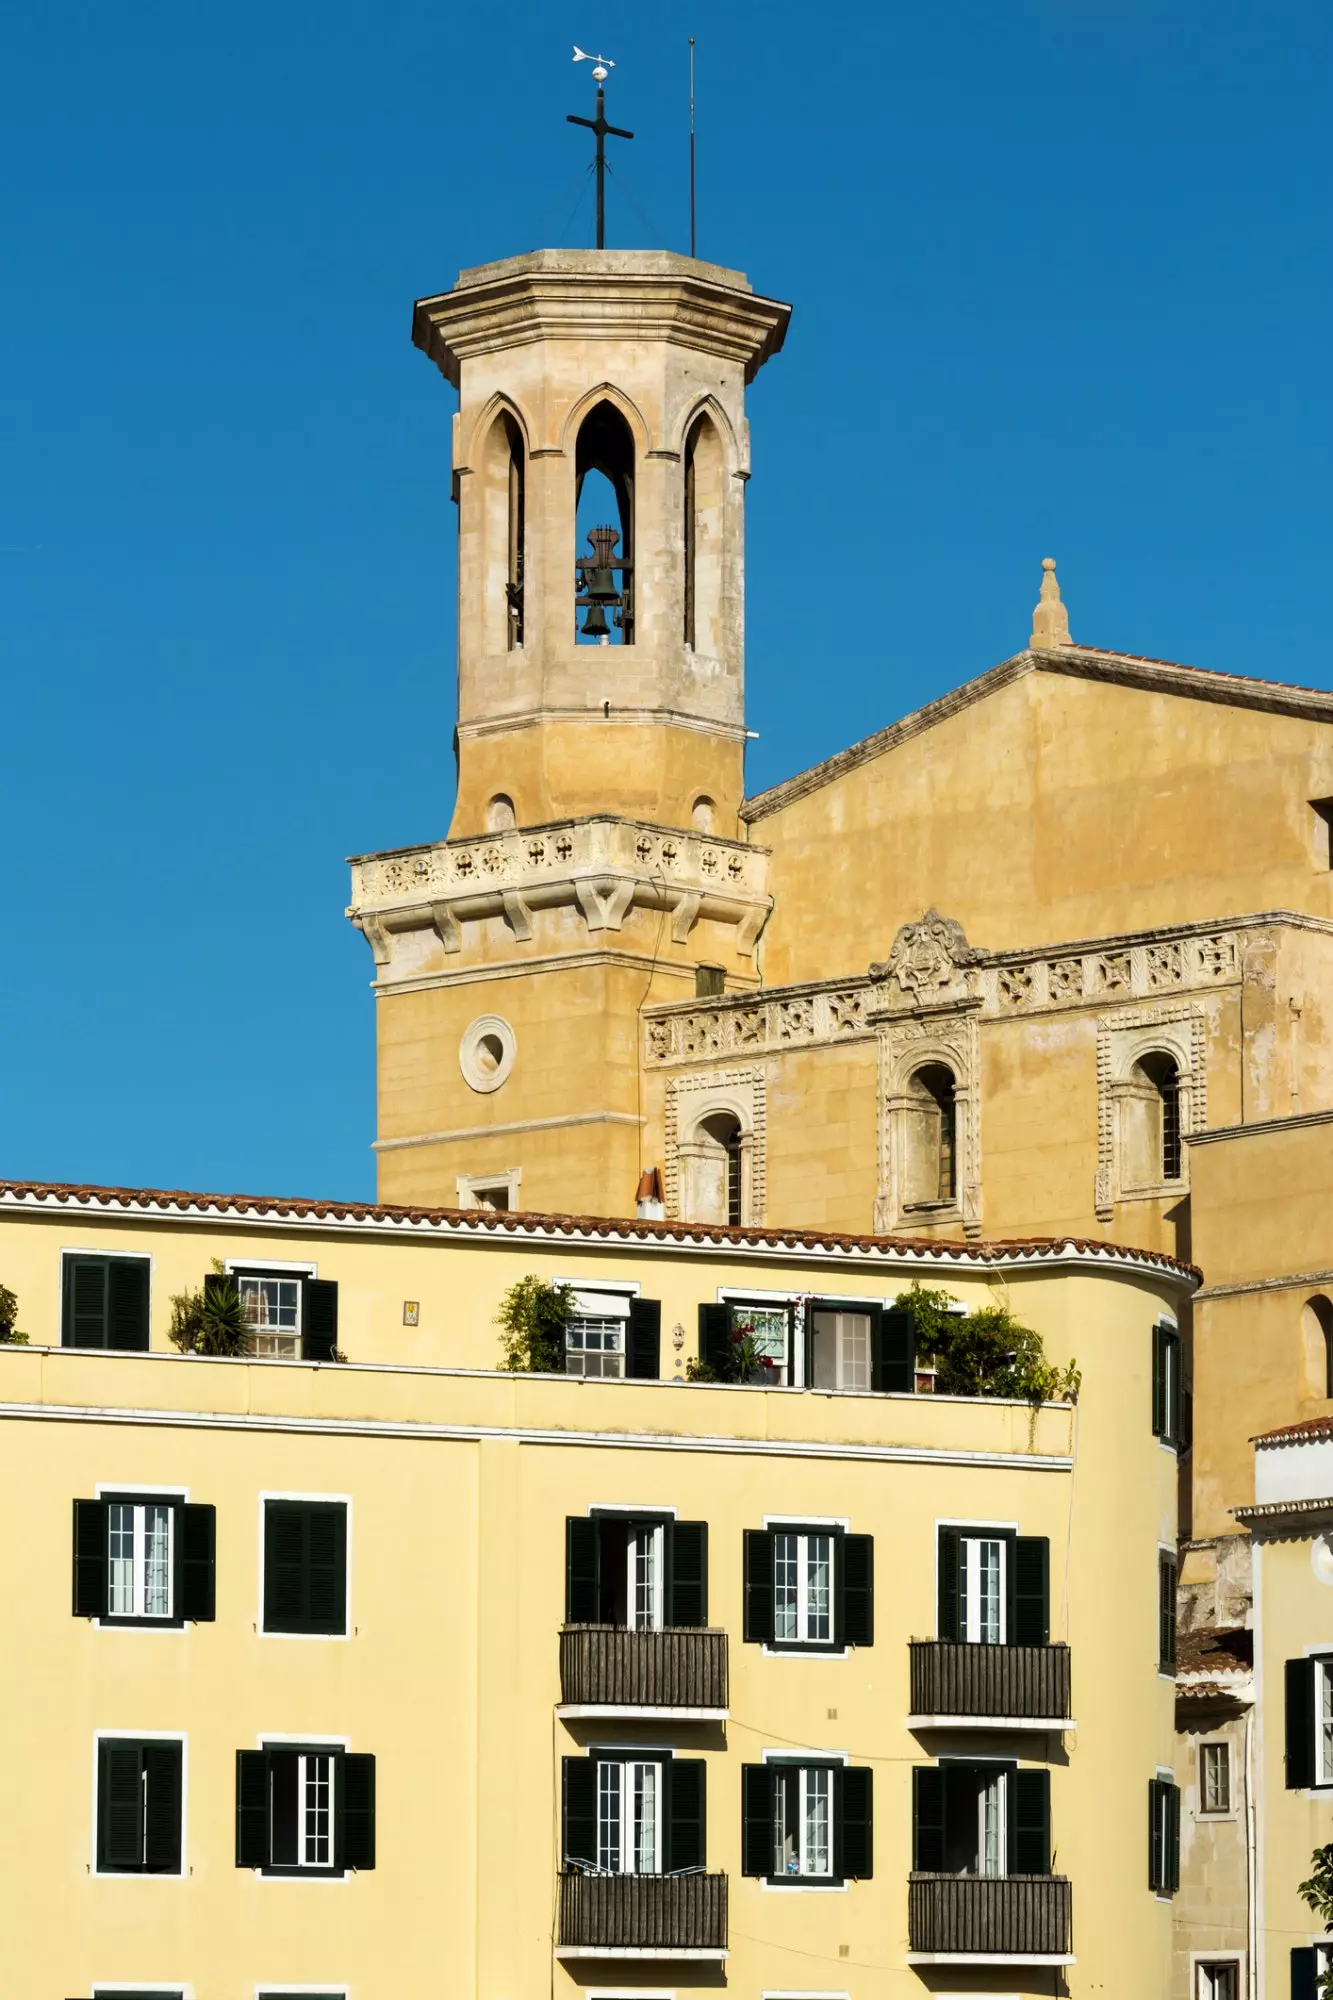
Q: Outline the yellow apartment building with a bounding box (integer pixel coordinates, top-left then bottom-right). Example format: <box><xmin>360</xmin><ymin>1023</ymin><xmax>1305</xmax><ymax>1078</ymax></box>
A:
<box><xmin>0</xmin><ymin>1177</ymin><xmax>1193</xmax><ymax>1997</ymax></box>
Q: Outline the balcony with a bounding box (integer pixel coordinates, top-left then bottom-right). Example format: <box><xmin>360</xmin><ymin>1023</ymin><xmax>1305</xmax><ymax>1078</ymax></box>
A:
<box><xmin>908</xmin><ymin>1641</ymin><xmax>1074</xmax><ymax>1730</ymax></box>
<box><xmin>907</xmin><ymin>1874</ymin><xmax>1073</xmax><ymax>1966</ymax></box>
<box><xmin>559</xmin><ymin>1626</ymin><xmax>729</xmax><ymax>1718</ymax></box>
<box><xmin>556</xmin><ymin>1871</ymin><xmax>729</xmax><ymax>1960</ymax></box>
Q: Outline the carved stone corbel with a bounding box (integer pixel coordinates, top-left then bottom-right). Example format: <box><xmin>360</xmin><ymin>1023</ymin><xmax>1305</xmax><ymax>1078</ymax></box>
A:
<box><xmin>355</xmin><ymin>913</ymin><xmax>392</xmax><ymax>967</ymax></box>
<box><xmin>430</xmin><ymin>900</ymin><xmax>462</xmax><ymax>955</ymax></box>
<box><xmin>735</xmin><ymin>903</ymin><xmax>772</xmax><ymax>958</ymax></box>
<box><xmin>501</xmin><ymin>890</ymin><xmax>533</xmax><ymax>942</ymax></box>
<box><xmin>670</xmin><ymin>891</ymin><xmax>702</xmax><ymax>944</ymax></box>
<box><xmin>574</xmin><ymin>877</ymin><xmax>636</xmax><ymax>933</ymax></box>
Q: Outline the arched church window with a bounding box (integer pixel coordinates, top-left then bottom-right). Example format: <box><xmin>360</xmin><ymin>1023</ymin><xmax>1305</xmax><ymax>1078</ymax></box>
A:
<box><xmin>1302</xmin><ymin>1295</ymin><xmax>1333</xmax><ymax>1399</ymax></box>
<box><xmin>480</xmin><ymin>410</ymin><xmax>525</xmax><ymax>653</ymax></box>
<box><xmin>904</xmin><ymin>1064</ymin><xmax>957</xmax><ymax>1207</ymax></box>
<box><xmin>504</xmin><ymin>414</ymin><xmax>525</xmax><ymax>649</ymax></box>
<box><xmin>683</xmin><ymin>412</ymin><xmax>724</xmax><ymax>654</ymax></box>
<box><xmin>686</xmin><ymin>1110</ymin><xmax>744</xmax><ymax>1227</ymax></box>
<box><xmin>1131</xmin><ymin>1052</ymin><xmax>1182</xmax><ymax>1182</ymax></box>
<box><xmin>575</xmin><ymin>401</ymin><xmax>634</xmax><ymax>645</ymax></box>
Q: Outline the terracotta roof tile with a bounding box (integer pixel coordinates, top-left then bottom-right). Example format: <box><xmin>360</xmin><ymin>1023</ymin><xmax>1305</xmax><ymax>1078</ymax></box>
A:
<box><xmin>0</xmin><ymin>1177</ymin><xmax>1201</xmax><ymax>1280</ymax></box>
<box><xmin>1176</xmin><ymin>1627</ymin><xmax>1253</xmax><ymax>1678</ymax></box>
<box><xmin>1254</xmin><ymin>1415</ymin><xmax>1333</xmax><ymax>1445</ymax></box>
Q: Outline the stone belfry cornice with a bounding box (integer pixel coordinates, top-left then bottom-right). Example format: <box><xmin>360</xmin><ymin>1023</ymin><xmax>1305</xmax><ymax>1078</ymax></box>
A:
<box><xmin>413</xmin><ymin>249</ymin><xmax>791</xmax><ymax>389</ymax></box>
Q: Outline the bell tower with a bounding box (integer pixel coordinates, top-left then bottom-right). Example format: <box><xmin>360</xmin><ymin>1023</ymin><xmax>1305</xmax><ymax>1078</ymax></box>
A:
<box><xmin>348</xmin><ymin>249</ymin><xmax>790</xmax><ymax>1218</ymax></box>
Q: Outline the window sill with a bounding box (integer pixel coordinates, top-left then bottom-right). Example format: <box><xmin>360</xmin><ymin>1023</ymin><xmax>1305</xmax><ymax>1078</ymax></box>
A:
<box><xmin>251</xmin><ymin>1866</ymin><xmax>349</xmax><ymax>1882</ymax></box>
<box><xmin>761</xmin><ymin>1877</ymin><xmax>848</xmax><ymax>1893</ymax></box>
<box><xmin>557</xmin><ymin>1703</ymin><xmax>729</xmax><ymax>1721</ymax></box>
<box><xmin>1117</xmin><ymin>1183</ymin><xmax>1186</xmax><ymax>1204</ymax></box>
<box><xmin>554</xmin><ymin>1948</ymin><xmax>729</xmax><ymax>1962</ymax></box>
<box><xmin>761</xmin><ymin>1645</ymin><xmax>850</xmax><ymax>1660</ymax></box>
<box><xmin>906</xmin><ymin>1714</ymin><xmax>1077</xmax><ymax>1733</ymax></box>
<box><xmin>907</xmin><ymin>1953</ymin><xmax>1076</xmax><ymax>1968</ymax></box>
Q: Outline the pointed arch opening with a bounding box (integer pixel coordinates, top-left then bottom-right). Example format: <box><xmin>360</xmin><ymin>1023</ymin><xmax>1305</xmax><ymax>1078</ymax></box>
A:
<box><xmin>683</xmin><ymin>410</ymin><xmax>725</xmax><ymax>654</ymax></box>
<box><xmin>1301</xmin><ymin>1294</ymin><xmax>1333</xmax><ymax>1399</ymax></box>
<box><xmin>575</xmin><ymin>400</ymin><xmax>635</xmax><ymax>645</ymax></box>
<box><xmin>479</xmin><ymin>409</ymin><xmax>525</xmax><ymax>652</ymax></box>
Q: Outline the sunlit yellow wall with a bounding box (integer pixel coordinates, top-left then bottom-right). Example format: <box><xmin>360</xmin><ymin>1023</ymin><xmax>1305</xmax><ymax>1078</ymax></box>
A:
<box><xmin>1255</xmin><ymin>1526</ymin><xmax>1333</xmax><ymax>1990</ymax></box>
<box><xmin>0</xmin><ymin>1206</ymin><xmax>1187</xmax><ymax>1996</ymax></box>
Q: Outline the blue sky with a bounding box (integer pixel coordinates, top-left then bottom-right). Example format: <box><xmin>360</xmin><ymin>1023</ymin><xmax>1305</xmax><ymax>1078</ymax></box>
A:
<box><xmin>1</xmin><ymin>0</ymin><xmax>1329</xmax><ymax>1201</ymax></box>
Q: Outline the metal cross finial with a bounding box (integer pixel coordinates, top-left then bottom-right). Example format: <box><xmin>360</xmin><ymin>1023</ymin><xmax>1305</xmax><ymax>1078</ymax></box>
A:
<box><xmin>568</xmin><ymin>47</ymin><xmax>634</xmax><ymax>249</ymax></box>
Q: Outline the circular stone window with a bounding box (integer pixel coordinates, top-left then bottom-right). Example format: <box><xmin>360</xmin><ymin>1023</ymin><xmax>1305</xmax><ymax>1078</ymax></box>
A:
<box><xmin>459</xmin><ymin>1014</ymin><xmax>516</xmax><ymax>1094</ymax></box>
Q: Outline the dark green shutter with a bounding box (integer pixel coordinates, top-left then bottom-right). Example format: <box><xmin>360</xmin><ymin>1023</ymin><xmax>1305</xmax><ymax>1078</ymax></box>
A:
<box><xmin>1286</xmin><ymin>1660</ymin><xmax>1317</xmax><ymax>1789</ymax></box>
<box><xmin>667</xmin><ymin>1522</ymin><xmax>708</xmax><ymax>1627</ymax></box>
<box><xmin>264</xmin><ymin>1503</ymin><xmax>306</xmax><ymax>1630</ymax></box>
<box><xmin>179</xmin><ymin>1504</ymin><xmax>216</xmax><ymax>1622</ymax></box>
<box><xmin>700</xmin><ymin>1303</ymin><xmax>732</xmax><ymax>1379</ymax></box>
<box><xmin>667</xmin><ymin>1758</ymin><xmax>706</xmax><ymax>1871</ymax></box>
<box><xmin>912</xmin><ymin>1766</ymin><xmax>947</xmax><ymax>1872</ymax></box>
<box><xmin>741</xmin><ymin>1764</ymin><xmax>774</xmax><ymax>1877</ymax></box>
<box><xmin>304</xmin><ymin>1280</ymin><xmax>339</xmax><ymax>1362</ymax></box>
<box><xmin>1159</xmin><ymin>1553</ymin><xmax>1177</xmax><ymax>1672</ymax></box>
<box><xmin>305</xmin><ymin>1504</ymin><xmax>347</xmax><ymax>1632</ymax></box>
<box><xmin>841</xmin><ymin>1534</ymin><xmax>874</xmax><ymax>1647</ymax></box>
<box><xmin>64</xmin><ymin>1256</ymin><xmax>108</xmax><ymax>1348</ymax></box>
<box><xmin>937</xmin><ymin>1528</ymin><xmax>962</xmax><ymax>1642</ymax></box>
<box><xmin>743</xmin><ymin>1529</ymin><xmax>775</xmax><ymax>1643</ymax></box>
<box><xmin>73</xmin><ymin>1499</ymin><xmax>108</xmax><ymax>1617</ymax></box>
<box><xmin>1008</xmin><ymin>1769</ymin><xmax>1050</xmax><ymax>1875</ymax></box>
<box><xmin>877</xmin><ymin>1307</ymin><xmax>915</xmax><ymax>1392</ymax></box>
<box><xmin>142</xmin><ymin>1743</ymin><xmax>182</xmax><ymax>1872</ymax></box>
<box><xmin>837</xmin><ymin>1765</ymin><xmax>873</xmax><ymax>1879</ymax></box>
<box><xmin>626</xmin><ymin>1299</ymin><xmax>661</xmax><ymax>1379</ymax></box>
<box><xmin>1292</xmin><ymin>1947</ymin><xmax>1319</xmax><ymax>1999</ymax></box>
<box><xmin>1165</xmin><ymin>1780</ymin><xmax>1180</xmax><ymax>1893</ymax></box>
<box><xmin>1148</xmin><ymin>1776</ymin><xmax>1179</xmax><ymax>1892</ymax></box>
<box><xmin>565</xmin><ymin>1517</ymin><xmax>600</xmax><ymax>1623</ymax></box>
<box><xmin>1152</xmin><ymin>1326</ymin><xmax>1167</xmax><ymax>1436</ymax></box>
<box><xmin>99</xmin><ymin>1739</ymin><xmax>145</xmax><ymax>1870</ymax></box>
<box><xmin>1153</xmin><ymin>1325</ymin><xmax>1181</xmax><ymax>1444</ymax></box>
<box><xmin>236</xmin><ymin>1749</ymin><xmax>270</xmax><ymax>1867</ymax></box>
<box><xmin>264</xmin><ymin>1501</ymin><xmax>345</xmax><ymax>1635</ymax></box>
<box><xmin>1013</xmin><ymin>1537</ymin><xmax>1049</xmax><ymax>1647</ymax></box>
<box><xmin>107</xmin><ymin>1258</ymin><xmax>150</xmax><ymax>1351</ymax></box>
<box><xmin>562</xmin><ymin>1756</ymin><xmax>597</xmax><ymax>1869</ymax></box>
<box><xmin>341</xmin><ymin>1753</ymin><xmax>376</xmax><ymax>1870</ymax></box>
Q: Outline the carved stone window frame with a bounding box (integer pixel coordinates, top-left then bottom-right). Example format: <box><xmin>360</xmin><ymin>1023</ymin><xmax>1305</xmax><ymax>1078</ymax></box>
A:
<box><xmin>665</xmin><ymin>1067</ymin><xmax>768</xmax><ymax>1226</ymax></box>
<box><xmin>1095</xmin><ymin>1002</ymin><xmax>1206</xmax><ymax>1219</ymax></box>
<box><xmin>875</xmin><ymin>1007</ymin><xmax>981</xmax><ymax>1238</ymax></box>
<box><xmin>456</xmin><ymin>1167</ymin><xmax>522</xmax><ymax>1212</ymax></box>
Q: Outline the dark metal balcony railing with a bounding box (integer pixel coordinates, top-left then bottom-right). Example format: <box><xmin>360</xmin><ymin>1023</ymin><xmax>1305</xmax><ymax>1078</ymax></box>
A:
<box><xmin>560</xmin><ymin>1626</ymin><xmax>729</xmax><ymax>1709</ymax></box>
<box><xmin>558</xmin><ymin>1871</ymin><xmax>729</xmax><ymax>1952</ymax></box>
<box><xmin>909</xmin><ymin>1641</ymin><xmax>1072</xmax><ymax>1719</ymax></box>
<box><xmin>908</xmin><ymin>1874</ymin><xmax>1072</xmax><ymax>1956</ymax></box>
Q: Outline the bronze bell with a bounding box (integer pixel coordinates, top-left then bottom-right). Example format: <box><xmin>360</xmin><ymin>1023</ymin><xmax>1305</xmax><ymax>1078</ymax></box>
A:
<box><xmin>581</xmin><ymin>601</ymin><xmax>612</xmax><ymax>639</ymax></box>
<box><xmin>583</xmin><ymin>524</ymin><xmax>622</xmax><ymax>603</ymax></box>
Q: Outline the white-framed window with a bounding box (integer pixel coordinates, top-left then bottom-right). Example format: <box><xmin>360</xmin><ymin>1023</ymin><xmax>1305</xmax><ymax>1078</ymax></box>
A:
<box><xmin>775</xmin><ymin>1764</ymin><xmax>832</xmax><ymax>1878</ymax></box>
<box><xmin>1318</xmin><ymin>1660</ymin><xmax>1333</xmax><ymax>1788</ymax></box>
<box><xmin>1199</xmin><ymin>1740</ymin><xmax>1232</xmax><ymax>1815</ymax></box>
<box><xmin>628</xmin><ymin>1520</ymin><xmax>665</xmax><ymax>1631</ymax></box>
<box><xmin>1195</xmin><ymin>1963</ymin><xmax>1239</xmax><ymax>2000</ymax></box>
<box><xmin>236</xmin><ymin>1272</ymin><xmax>303</xmax><ymax>1359</ymax></box>
<box><xmin>774</xmin><ymin>1531</ymin><xmax>832</xmax><ymax>1645</ymax></box>
<box><xmin>808</xmin><ymin>1307</ymin><xmax>872</xmax><ymax>1392</ymax></box>
<box><xmin>108</xmin><ymin>1499</ymin><xmax>174</xmax><ymax>1620</ymax></box>
<box><xmin>286</xmin><ymin>1751</ymin><xmax>334</xmax><ymax>1870</ymax></box>
<box><xmin>960</xmin><ymin>1533</ymin><xmax>1006</xmax><ymax>1644</ymax></box>
<box><xmin>597</xmin><ymin>1757</ymin><xmax>661</xmax><ymax>1874</ymax></box>
<box><xmin>567</xmin><ymin>1289</ymin><xmax>631</xmax><ymax>1379</ymax></box>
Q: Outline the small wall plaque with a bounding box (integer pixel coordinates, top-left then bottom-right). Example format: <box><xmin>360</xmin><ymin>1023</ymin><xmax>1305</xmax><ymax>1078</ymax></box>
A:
<box><xmin>403</xmin><ymin>1301</ymin><xmax>420</xmax><ymax>1326</ymax></box>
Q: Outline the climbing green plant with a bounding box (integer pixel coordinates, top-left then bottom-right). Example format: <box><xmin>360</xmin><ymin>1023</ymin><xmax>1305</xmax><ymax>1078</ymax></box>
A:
<box><xmin>496</xmin><ymin>1275</ymin><xmax>574</xmax><ymax>1373</ymax></box>
<box><xmin>891</xmin><ymin>1283</ymin><xmax>1081</xmax><ymax>1405</ymax></box>
<box><xmin>1298</xmin><ymin>1846</ymin><xmax>1333</xmax><ymax>1994</ymax></box>
<box><xmin>0</xmin><ymin>1281</ymin><xmax>29</xmax><ymax>1344</ymax></box>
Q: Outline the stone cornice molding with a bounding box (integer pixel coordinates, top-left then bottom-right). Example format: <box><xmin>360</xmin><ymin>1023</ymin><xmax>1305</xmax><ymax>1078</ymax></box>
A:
<box><xmin>348</xmin><ymin>816</ymin><xmax>773</xmax><ymax>968</ymax></box>
<box><xmin>643</xmin><ymin>911</ymin><xmax>1308</xmax><ymax>1067</ymax></box>
<box><xmin>741</xmin><ymin>647</ymin><xmax>1333</xmax><ymax>822</ymax></box>
<box><xmin>414</xmin><ymin>250</ymin><xmax>791</xmax><ymax>391</ymax></box>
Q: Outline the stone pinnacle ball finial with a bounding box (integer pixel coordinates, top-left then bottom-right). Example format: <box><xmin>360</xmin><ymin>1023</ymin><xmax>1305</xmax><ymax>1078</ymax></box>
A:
<box><xmin>1030</xmin><ymin>556</ymin><xmax>1073</xmax><ymax>651</ymax></box>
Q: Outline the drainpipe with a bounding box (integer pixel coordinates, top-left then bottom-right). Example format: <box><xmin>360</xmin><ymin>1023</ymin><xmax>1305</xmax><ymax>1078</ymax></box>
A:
<box><xmin>1246</xmin><ymin>1700</ymin><xmax>1258</xmax><ymax>1999</ymax></box>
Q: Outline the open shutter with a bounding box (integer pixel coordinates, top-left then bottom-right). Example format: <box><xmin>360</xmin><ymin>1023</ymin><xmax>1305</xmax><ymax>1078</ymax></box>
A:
<box><xmin>73</xmin><ymin>1499</ymin><xmax>108</xmax><ymax>1617</ymax></box>
<box><xmin>912</xmin><ymin>1766</ymin><xmax>947</xmax><ymax>1872</ymax></box>
<box><xmin>142</xmin><ymin>1743</ymin><xmax>182</xmax><ymax>1872</ymax></box>
<box><xmin>99</xmin><ymin>1740</ymin><xmax>145</xmax><ymax>1870</ymax></box>
<box><xmin>1287</xmin><ymin>1659</ymin><xmax>1318</xmax><ymax>1788</ymax></box>
<box><xmin>1148</xmin><ymin>1778</ymin><xmax>1170</xmax><ymax>1890</ymax></box>
<box><xmin>937</xmin><ymin>1528</ymin><xmax>962</xmax><ymax>1642</ymax></box>
<box><xmin>565</xmin><ymin>1517</ymin><xmax>601</xmax><ymax>1623</ymax></box>
<box><xmin>743</xmin><ymin>1529</ymin><xmax>775</xmax><ymax>1643</ymax></box>
<box><xmin>841</xmin><ymin>1534</ymin><xmax>874</xmax><ymax>1647</ymax></box>
<box><xmin>1012</xmin><ymin>1537</ymin><xmax>1049</xmax><ymax>1647</ymax></box>
<box><xmin>741</xmin><ymin>1764</ymin><xmax>774</xmax><ymax>1877</ymax></box>
<box><xmin>304</xmin><ymin>1280</ymin><xmax>339</xmax><ymax>1361</ymax></box>
<box><xmin>837</xmin><ymin>1765</ymin><xmax>873</xmax><ymax>1880</ymax></box>
<box><xmin>264</xmin><ymin>1502</ymin><xmax>306</xmax><ymax>1630</ymax></box>
<box><xmin>179</xmin><ymin>1504</ymin><xmax>216</xmax><ymax>1622</ymax></box>
<box><xmin>1008</xmin><ymin>1769</ymin><xmax>1050</xmax><ymax>1875</ymax></box>
<box><xmin>1165</xmin><ymin>1780</ymin><xmax>1180</xmax><ymax>1893</ymax></box>
<box><xmin>107</xmin><ymin>1258</ymin><xmax>150</xmax><ymax>1351</ymax></box>
<box><xmin>876</xmin><ymin>1307</ymin><xmax>915</xmax><ymax>1393</ymax></box>
<box><xmin>1292</xmin><ymin>1947</ymin><xmax>1319</xmax><ymax>1999</ymax></box>
<box><xmin>341</xmin><ymin>1753</ymin><xmax>376</xmax><ymax>1870</ymax></box>
<box><xmin>305</xmin><ymin>1504</ymin><xmax>348</xmax><ymax>1634</ymax></box>
<box><xmin>699</xmin><ymin>1303</ymin><xmax>732</xmax><ymax>1379</ymax></box>
<box><xmin>1159</xmin><ymin>1553</ymin><xmax>1178</xmax><ymax>1672</ymax></box>
<box><xmin>64</xmin><ymin>1257</ymin><xmax>108</xmax><ymax>1348</ymax></box>
<box><xmin>1152</xmin><ymin>1326</ymin><xmax>1167</xmax><ymax>1437</ymax></box>
<box><xmin>236</xmin><ymin>1749</ymin><xmax>270</xmax><ymax>1867</ymax></box>
<box><xmin>626</xmin><ymin>1299</ymin><xmax>661</xmax><ymax>1380</ymax></box>
<box><xmin>667</xmin><ymin>1758</ymin><xmax>706</xmax><ymax>1872</ymax></box>
<box><xmin>668</xmin><ymin>1522</ymin><xmax>708</xmax><ymax>1628</ymax></box>
<box><xmin>562</xmin><ymin>1756</ymin><xmax>598</xmax><ymax>1870</ymax></box>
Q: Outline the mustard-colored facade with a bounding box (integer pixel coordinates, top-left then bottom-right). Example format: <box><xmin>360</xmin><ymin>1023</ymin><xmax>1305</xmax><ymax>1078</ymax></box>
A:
<box><xmin>0</xmin><ymin>1184</ymin><xmax>1189</xmax><ymax>1996</ymax></box>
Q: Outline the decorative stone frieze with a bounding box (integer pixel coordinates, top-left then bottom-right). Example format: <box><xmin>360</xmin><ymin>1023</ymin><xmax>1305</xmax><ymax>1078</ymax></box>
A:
<box><xmin>348</xmin><ymin>817</ymin><xmax>772</xmax><ymax>971</ymax></box>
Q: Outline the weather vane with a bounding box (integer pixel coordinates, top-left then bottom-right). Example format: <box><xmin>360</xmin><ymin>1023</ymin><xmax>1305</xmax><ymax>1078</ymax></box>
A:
<box><xmin>568</xmin><ymin>45</ymin><xmax>634</xmax><ymax>250</ymax></box>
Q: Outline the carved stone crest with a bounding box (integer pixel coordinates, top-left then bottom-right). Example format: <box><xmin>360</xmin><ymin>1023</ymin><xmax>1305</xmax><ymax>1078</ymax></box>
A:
<box><xmin>872</xmin><ymin>910</ymin><xmax>980</xmax><ymax>999</ymax></box>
